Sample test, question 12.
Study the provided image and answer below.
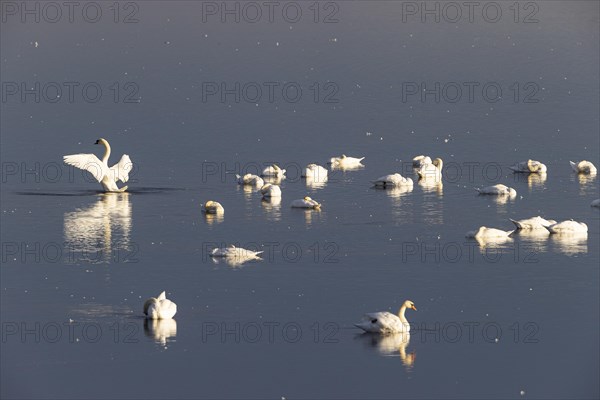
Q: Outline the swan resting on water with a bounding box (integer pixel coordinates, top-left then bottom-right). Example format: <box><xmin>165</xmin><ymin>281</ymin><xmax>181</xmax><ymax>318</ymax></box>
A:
<box><xmin>510</xmin><ymin>159</ymin><xmax>547</xmax><ymax>173</ymax></box>
<box><xmin>372</xmin><ymin>173</ymin><xmax>414</xmax><ymax>188</ymax></box>
<box><xmin>545</xmin><ymin>220</ymin><xmax>588</xmax><ymax>234</ymax></box>
<box><xmin>202</xmin><ymin>201</ymin><xmax>224</xmax><ymax>214</ymax></box>
<box><xmin>260</xmin><ymin>183</ymin><xmax>282</xmax><ymax>198</ymax></box>
<box><xmin>143</xmin><ymin>291</ymin><xmax>177</xmax><ymax>320</ymax></box>
<box><xmin>302</xmin><ymin>164</ymin><xmax>328</xmax><ymax>181</ymax></box>
<box><xmin>63</xmin><ymin>138</ymin><xmax>132</xmax><ymax>192</ymax></box>
<box><xmin>210</xmin><ymin>245</ymin><xmax>263</xmax><ymax>259</ymax></box>
<box><xmin>416</xmin><ymin>158</ymin><xmax>443</xmax><ymax>180</ymax></box>
<box><xmin>355</xmin><ymin>300</ymin><xmax>417</xmax><ymax>334</ymax></box>
<box><xmin>291</xmin><ymin>196</ymin><xmax>321</xmax><ymax>209</ymax></box>
<box><xmin>510</xmin><ymin>216</ymin><xmax>556</xmax><ymax>230</ymax></box>
<box><xmin>477</xmin><ymin>184</ymin><xmax>517</xmax><ymax>197</ymax></box>
<box><xmin>261</xmin><ymin>164</ymin><xmax>286</xmax><ymax>179</ymax></box>
<box><xmin>329</xmin><ymin>154</ymin><xmax>365</xmax><ymax>168</ymax></box>
<box><xmin>236</xmin><ymin>174</ymin><xmax>264</xmax><ymax>187</ymax></box>
<box><xmin>570</xmin><ymin>160</ymin><xmax>597</xmax><ymax>174</ymax></box>
<box><xmin>466</xmin><ymin>226</ymin><xmax>513</xmax><ymax>239</ymax></box>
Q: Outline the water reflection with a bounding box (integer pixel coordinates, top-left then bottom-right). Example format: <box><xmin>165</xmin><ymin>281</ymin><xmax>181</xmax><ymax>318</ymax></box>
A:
<box><xmin>527</xmin><ymin>172</ymin><xmax>547</xmax><ymax>190</ymax></box>
<box><xmin>574</xmin><ymin>172</ymin><xmax>597</xmax><ymax>195</ymax></box>
<box><xmin>305</xmin><ymin>175</ymin><xmax>328</xmax><ymax>189</ymax></box>
<box><xmin>144</xmin><ymin>318</ymin><xmax>177</xmax><ymax>347</ymax></box>
<box><xmin>512</xmin><ymin>230</ymin><xmax>550</xmax><ymax>253</ymax></box>
<box><xmin>357</xmin><ymin>333</ymin><xmax>415</xmax><ymax>369</ymax></box>
<box><xmin>418</xmin><ymin>178</ymin><xmax>443</xmax><ymax>195</ymax></box>
<box><xmin>469</xmin><ymin>236</ymin><xmax>514</xmax><ymax>252</ymax></box>
<box><xmin>63</xmin><ymin>193</ymin><xmax>132</xmax><ymax>263</ymax></box>
<box><xmin>204</xmin><ymin>213</ymin><xmax>224</xmax><ymax>225</ymax></box>
<box><xmin>261</xmin><ymin>197</ymin><xmax>282</xmax><ymax>221</ymax></box>
<box><xmin>550</xmin><ymin>233</ymin><xmax>588</xmax><ymax>256</ymax></box>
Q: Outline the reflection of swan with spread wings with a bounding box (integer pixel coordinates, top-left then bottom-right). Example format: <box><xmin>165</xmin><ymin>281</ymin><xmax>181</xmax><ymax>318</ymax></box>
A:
<box><xmin>63</xmin><ymin>192</ymin><xmax>132</xmax><ymax>263</ymax></box>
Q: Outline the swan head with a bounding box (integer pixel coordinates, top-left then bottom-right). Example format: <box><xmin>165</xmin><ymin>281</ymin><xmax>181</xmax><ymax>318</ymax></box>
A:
<box><xmin>432</xmin><ymin>158</ymin><xmax>443</xmax><ymax>170</ymax></box>
<box><xmin>403</xmin><ymin>300</ymin><xmax>417</xmax><ymax>311</ymax></box>
<box><xmin>304</xmin><ymin>196</ymin><xmax>312</xmax><ymax>201</ymax></box>
<box><xmin>94</xmin><ymin>138</ymin><xmax>109</xmax><ymax>146</ymax></box>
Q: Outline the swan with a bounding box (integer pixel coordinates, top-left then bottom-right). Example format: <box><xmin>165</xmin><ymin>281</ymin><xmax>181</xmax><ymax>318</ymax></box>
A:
<box><xmin>510</xmin><ymin>159</ymin><xmax>547</xmax><ymax>173</ymax></box>
<box><xmin>329</xmin><ymin>154</ymin><xmax>365</xmax><ymax>168</ymax></box>
<box><xmin>63</xmin><ymin>138</ymin><xmax>132</xmax><ymax>192</ymax></box>
<box><xmin>291</xmin><ymin>196</ymin><xmax>321</xmax><ymax>209</ymax></box>
<box><xmin>465</xmin><ymin>226</ymin><xmax>513</xmax><ymax>239</ymax></box>
<box><xmin>509</xmin><ymin>160</ymin><xmax>546</xmax><ymax>174</ymax></box>
<box><xmin>302</xmin><ymin>164</ymin><xmax>328</xmax><ymax>182</ymax></box>
<box><xmin>236</xmin><ymin>173</ymin><xmax>264</xmax><ymax>187</ymax></box>
<box><xmin>545</xmin><ymin>220</ymin><xmax>588</xmax><ymax>234</ymax></box>
<box><xmin>355</xmin><ymin>300</ymin><xmax>416</xmax><ymax>334</ymax></box>
<box><xmin>570</xmin><ymin>160</ymin><xmax>597</xmax><ymax>174</ymax></box>
<box><xmin>509</xmin><ymin>216</ymin><xmax>556</xmax><ymax>230</ymax></box>
<box><xmin>202</xmin><ymin>201</ymin><xmax>224</xmax><ymax>214</ymax></box>
<box><xmin>416</xmin><ymin>158</ymin><xmax>443</xmax><ymax>181</ymax></box>
<box><xmin>477</xmin><ymin>184</ymin><xmax>517</xmax><ymax>197</ymax></box>
<box><xmin>261</xmin><ymin>164</ymin><xmax>286</xmax><ymax>179</ymax></box>
<box><xmin>210</xmin><ymin>245</ymin><xmax>263</xmax><ymax>259</ymax></box>
<box><xmin>412</xmin><ymin>155</ymin><xmax>432</xmax><ymax>168</ymax></box>
<box><xmin>143</xmin><ymin>291</ymin><xmax>177</xmax><ymax>320</ymax></box>
<box><xmin>372</xmin><ymin>173</ymin><xmax>414</xmax><ymax>187</ymax></box>
<box><xmin>592</xmin><ymin>199</ymin><xmax>600</xmax><ymax>208</ymax></box>
<box><xmin>260</xmin><ymin>183</ymin><xmax>281</xmax><ymax>198</ymax></box>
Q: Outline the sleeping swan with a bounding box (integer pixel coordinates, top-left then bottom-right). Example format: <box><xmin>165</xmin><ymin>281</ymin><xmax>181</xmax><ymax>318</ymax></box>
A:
<box><xmin>355</xmin><ymin>300</ymin><xmax>416</xmax><ymax>334</ymax></box>
<box><xmin>509</xmin><ymin>216</ymin><xmax>556</xmax><ymax>230</ymax></box>
<box><xmin>143</xmin><ymin>291</ymin><xmax>177</xmax><ymax>320</ymax></box>
<box><xmin>570</xmin><ymin>160</ymin><xmax>597</xmax><ymax>175</ymax></box>
<box><xmin>63</xmin><ymin>138</ymin><xmax>132</xmax><ymax>192</ymax></box>
<box><xmin>510</xmin><ymin>159</ymin><xmax>547</xmax><ymax>173</ymax></box>
<box><xmin>291</xmin><ymin>196</ymin><xmax>321</xmax><ymax>209</ymax></box>
<box><xmin>477</xmin><ymin>184</ymin><xmax>517</xmax><ymax>197</ymax></box>
<box><xmin>416</xmin><ymin>158</ymin><xmax>443</xmax><ymax>181</ymax></box>
<box><xmin>329</xmin><ymin>154</ymin><xmax>365</xmax><ymax>168</ymax></box>
<box><xmin>372</xmin><ymin>173</ymin><xmax>414</xmax><ymax>187</ymax></box>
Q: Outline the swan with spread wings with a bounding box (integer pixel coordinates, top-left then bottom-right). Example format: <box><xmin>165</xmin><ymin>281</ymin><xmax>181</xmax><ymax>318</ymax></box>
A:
<box><xmin>63</xmin><ymin>138</ymin><xmax>132</xmax><ymax>192</ymax></box>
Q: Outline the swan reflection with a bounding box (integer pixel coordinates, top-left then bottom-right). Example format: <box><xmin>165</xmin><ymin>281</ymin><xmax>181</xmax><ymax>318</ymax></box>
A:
<box><xmin>63</xmin><ymin>193</ymin><xmax>132</xmax><ymax>263</ymax></box>
<box><xmin>204</xmin><ymin>213</ymin><xmax>224</xmax><ymax>225</ymax></box>
<box><xmin>144</xmin><ymin>318</ymin><xmax>177</xmax><ymax>347</ymax></box>
<box><xmin>527</xmin><ymin>172</ymin><xmax>547</xmax><ymax>189</ymax></box>
<box><xmin>512</xmin><ymin>230</ymin><xmax>549</xmax><ymax>253</ymax></box>
<box><xmin>575</xmin><ymin>172</ymin><xmax>597</xmax><ymax>195</ymax></box>
<box><xmin>261</xmin><ymin>197</ymin><xmax>282</xmax><ymax>221</ymax></box>
<box><xmin>358</xmin><ymin>332</ymin><xmax>415</xmax><ymax>368</ymax></box>
<box><xmin>305</xmin><ymin>175</ymin><xmax>328</xmax><ymax>189</ymax></box>
<box><xmin>550</xmin><ymin>233</ymin><xmax>588</xmax><ymax>255</ymax></box>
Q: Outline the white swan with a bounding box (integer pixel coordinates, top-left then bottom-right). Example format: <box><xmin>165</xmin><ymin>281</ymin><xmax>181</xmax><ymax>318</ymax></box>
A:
<box><xmin>329</xmin><ymin>154</ymin><xmax>365</xmax><ymax>168</ymax></box>
<box><xmin>63</xmin><ymin>138</ymin><xmax>132</xmax><ymax>192</ymax></box>
<box><xmin>302</xmin><ymin>164</ymin><xmax>328</xmax><ymax>182</ymax></box>
<box><xmin>416</xmin><ymin>158</ymin><xmax>443</xmax><ymax>181</ymax></box>
<box><xmin>466</xmin><ymin>226</ymin><xmax>513</xmax><ymax>240</ymax></box>
<box><xmin>210</xmin><ymin>245</ymin><xmax>263</xmax><ymax>259</ymax></box>
<box><xmin>509</xmin><ymin>216</ymin><xmax>556</xmax><ymax>230</ymax></box>
<box><xmin>291</xmin><ymin>196</ymin><xmax>321</xmax><ymax>209</ymax></box>
<box><xmin>236</xmin><ymin>173</ymin><xmax>264</xmax><ymax>187</ymax></box>
<box><xmin>261</xmin><ymin>164</ymin><xmax>286</xmax><ymax>179</ymax></box>
<box><xmin>202</xmin><ymin>201</ymin><xmax>224</xmax><ymax>214</ymax></box>
<box><xmin>412</xmin><ymin>155</ymin><xmax>432</xmax><ymax>168</ymax></box>
<box><xmin>545</xmin><ymin>220</ymin><xmax>588</xmax><ymax>234</ymax></box>
<box><xmin>477</xmin><ymin>184</ymin><xmax>517</xmax><ymax>197</ymax></box>
<box><xmin>570</xmin><ymin>160</ymin><xmax>597</xmax><ymax>174</ymax></box>
<box><xmin>510</xmin><ymin>159</ymin><xmax>547</xmax><ymax>173</ymax></box>
<box><xmin>355</xmin><ymin>300</ymin><xmax>416</xmax><ymax>334</ymax></box>
<box><xmin>372</xmin><ymin>173</ymin><xmax>414</xmax><ymax>188</ymax></box>
<box><xmin>592</xmin><ymin>199</ymin><xmax>600</xmax><ymax>208</ymax></box>
<box><xmin>143</xmin><ymin>291</ymin><xmax>177</xmax><ymax>320</ymax></box>
<box><xmin>260</xmin><ymin>183</ymin><xmax>281</xmax><ymax>198</ymax></box>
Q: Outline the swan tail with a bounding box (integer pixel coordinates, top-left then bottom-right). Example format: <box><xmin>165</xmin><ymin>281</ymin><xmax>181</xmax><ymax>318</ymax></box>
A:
<box><xmin>509</xmin><ymin>219</ymin><xmax>522</xmax><ymax>229</ymax></box>
<box><xmin>569</xmin><ymin>161</ymin><xmax>578</xmax><ymax>172</ymax></box>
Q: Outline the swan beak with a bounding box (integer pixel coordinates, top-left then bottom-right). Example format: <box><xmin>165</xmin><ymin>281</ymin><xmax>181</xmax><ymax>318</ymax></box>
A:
<box><xmin>411</xmin><ymin>305</ymin><xmax>417</xmax><ymax>311</ymax></box>
<box><xmin>94</xmin><ymin>140</ymin><xmax>100</xmax><ymax>144</ymax></box>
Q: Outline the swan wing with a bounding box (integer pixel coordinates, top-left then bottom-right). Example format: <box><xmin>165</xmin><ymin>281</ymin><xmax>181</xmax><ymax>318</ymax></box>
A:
<box><xmin>110</xmin><ymin>154</ymin><xmax>133</xmax><ymax>183</ymax></box>
<box><xmin>63</xmin><ymin>153</ymin><xmax>107</xmax><ymax>182</ymax></box>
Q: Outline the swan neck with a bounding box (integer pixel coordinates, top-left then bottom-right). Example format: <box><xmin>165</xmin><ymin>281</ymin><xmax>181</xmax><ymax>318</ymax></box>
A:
<box><xmin>398</xmin><ymin>305</ymin><xmax>408</xmax><ymax>324</ymax></box>
<box><xmin>101</xmin><ymin>140</ymin><xmax>111</xmax><ymax>163</ymax></box>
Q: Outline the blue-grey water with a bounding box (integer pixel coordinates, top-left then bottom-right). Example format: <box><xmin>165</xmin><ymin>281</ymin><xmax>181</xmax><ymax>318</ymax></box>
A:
<box><xmin>1</xmin><ymin>1</ymin><xmax>599</xmax><ymax>399</ymax></box>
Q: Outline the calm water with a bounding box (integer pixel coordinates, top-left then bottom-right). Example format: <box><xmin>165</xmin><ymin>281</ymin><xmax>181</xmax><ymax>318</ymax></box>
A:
<box><xmin>1</xmin><ymin>1</ymin><xmax>599</xmax><ymax>399</ymax></box>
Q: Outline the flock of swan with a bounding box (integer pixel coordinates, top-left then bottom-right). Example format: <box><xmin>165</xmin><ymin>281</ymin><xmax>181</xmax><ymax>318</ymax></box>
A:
<box><xmin>64</xmin><ymin>140</ymin><xmax>598</xmax><ymax>331</ymax></box>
